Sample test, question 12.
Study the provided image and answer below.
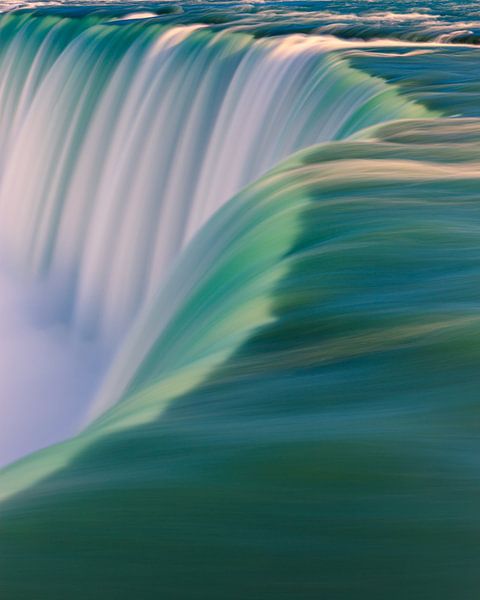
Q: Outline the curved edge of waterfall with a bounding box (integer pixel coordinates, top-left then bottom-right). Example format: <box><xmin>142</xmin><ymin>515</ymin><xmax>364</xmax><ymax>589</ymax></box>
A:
<box><xmin>0</xmin><ymin>117</ymin><xmax>479</xmax><ymax>539</ymax></box>
<box><xmin>0</xmin><ymin>10</ymin><xmax>438</xmax><ymax>467</ymax></box>
<box><xmin>2</xmin><ymin>117</ymin><xmax>480</xmax><ymax>598</ymax></box>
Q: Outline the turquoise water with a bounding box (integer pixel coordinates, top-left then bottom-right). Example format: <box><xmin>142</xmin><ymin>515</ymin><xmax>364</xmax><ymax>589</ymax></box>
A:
<box><xmin>0</xmin><ymin>3</ymin><xmax>479</xmax><ymax>598</ymax></box>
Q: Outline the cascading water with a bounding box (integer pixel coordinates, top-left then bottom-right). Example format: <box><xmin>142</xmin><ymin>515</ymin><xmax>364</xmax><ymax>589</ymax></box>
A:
<box><xmin>1</xmin><ymin>3</ymin><xmax>480</xmax><ymax>599</ymax></box>
<box><xmin>0</xmin><ymin>10</ymin><xmax>427</xmax><ymax>465</ymax></box>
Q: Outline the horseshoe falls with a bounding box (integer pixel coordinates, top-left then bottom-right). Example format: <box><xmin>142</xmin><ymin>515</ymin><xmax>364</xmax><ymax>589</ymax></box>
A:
<box><xmin>0</xmin><ymin>3</ymin><xmax>479</xmax><ymax>599</ymax></box>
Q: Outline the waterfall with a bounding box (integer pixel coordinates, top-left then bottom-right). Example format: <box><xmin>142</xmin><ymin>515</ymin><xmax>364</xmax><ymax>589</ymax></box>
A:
<box><xmin>0</xmin><ymin>12</ymin><xmax>428</xmax><ymax>464</ymax></box>
<box><xmin>1</xmin><ymin>3</ymin><xmax>480</xmax><ymax>598</ymax></box>
<box><xmin>0</xmin><ymin>13</ymin><xmax>426</xmax><ymax>350</ymax></box>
